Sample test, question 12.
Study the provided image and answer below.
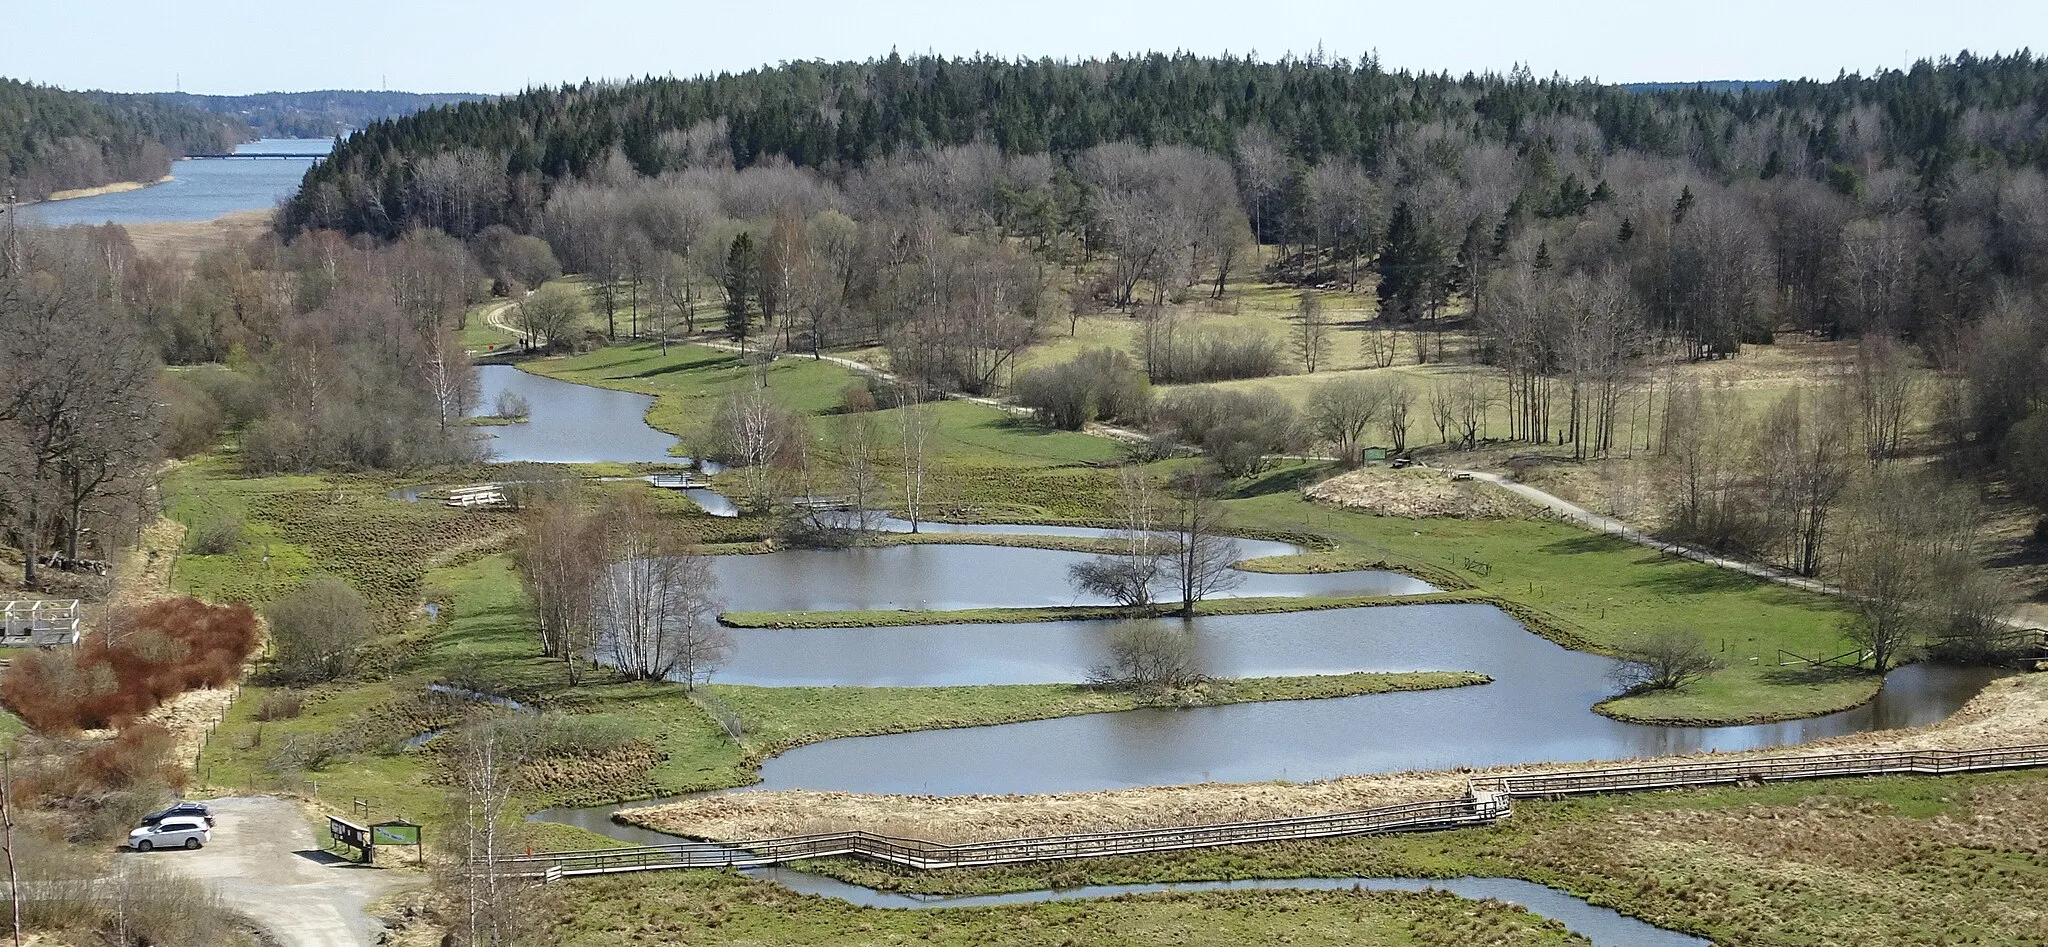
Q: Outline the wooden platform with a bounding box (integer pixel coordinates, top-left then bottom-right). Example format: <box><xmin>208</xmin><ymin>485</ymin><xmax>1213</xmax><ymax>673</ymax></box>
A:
<box><xmin>1</xmin><ymin>600</ymin><xmax>80</xmax><ymax>647</ymax></box>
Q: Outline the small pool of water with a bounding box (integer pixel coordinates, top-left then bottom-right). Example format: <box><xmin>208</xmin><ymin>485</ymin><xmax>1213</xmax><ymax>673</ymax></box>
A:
<box><xmin>745</xmin><ymin>606</ymin><xmax>1999</xmax><ymax>796</ymax></box>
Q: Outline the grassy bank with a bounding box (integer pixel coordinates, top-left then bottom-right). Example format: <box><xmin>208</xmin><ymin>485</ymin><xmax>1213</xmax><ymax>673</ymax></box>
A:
<box><xmin>707</xmin><ymin>671</ymin><xmax>1490</xmax><ymax>777</ymax></box>
<box><xmin>794</xmin><ymin>766</ymin><xmax>2048</xmax><ymax>946</ymax></box>
<box><xmin>539</xmin><ymin>870</ymin><xmax>1583</xmax><ymax>946</ymax></box>
<box><xmin>1215</xmin><ymin>463</ymin><xmax>1875</xmax><ymax>723</ymax></box>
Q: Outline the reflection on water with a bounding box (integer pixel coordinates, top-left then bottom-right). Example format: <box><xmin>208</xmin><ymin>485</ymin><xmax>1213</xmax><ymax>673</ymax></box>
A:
<box><xmin>749</xmin><ymin>606</ymin><xmax>2002</xmax><ymax>796</ymax></box>
<box><xmin>754</xmin><ymin>869</ymin><xmax>1711</xmax><ymax>947</ymax></box>
<box><xmin>472</xmin><ymin>365</ymin><xmax>681</xmax><ymax>464</ymax></box>
<box><xmin>712</xmin><ymin>544</ymin><xmax>1431</xmax><ymax>613</ymax></box>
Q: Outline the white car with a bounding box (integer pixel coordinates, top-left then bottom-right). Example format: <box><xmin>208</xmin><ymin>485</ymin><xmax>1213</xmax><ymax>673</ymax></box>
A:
<box><xmin>129</xmin><ymin>816</ymin><xmax>210</xmax><ymax>851</ymax></box>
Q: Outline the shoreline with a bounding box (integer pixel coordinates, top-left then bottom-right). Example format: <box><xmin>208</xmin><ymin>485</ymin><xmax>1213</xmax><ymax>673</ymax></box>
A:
<box><xmin>31</xmin><ymin>174</ymin><xmax>174</xmax><ymax>205</ymax></box>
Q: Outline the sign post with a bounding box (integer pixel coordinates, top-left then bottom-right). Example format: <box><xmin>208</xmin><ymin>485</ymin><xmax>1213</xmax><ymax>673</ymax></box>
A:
<box><xmin>371</xmin><ymin>819</ymin><xmax>424</xmax><ymax>867</ymax></box>
<box><xmin>328</xmin><ymin>815</ymin><xmax>372</xmax><ymax>864</ymax></box>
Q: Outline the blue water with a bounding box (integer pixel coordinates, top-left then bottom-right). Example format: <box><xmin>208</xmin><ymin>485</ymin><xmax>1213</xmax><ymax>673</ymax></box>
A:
<box><xmin>755</xmin><ymin>870</ymin><xmax>1711</xmax><ymax>947</ymax></box>
<box><xmin>21</xmin><ymin>138</ymin><xmax>332</xmax><ymax>226</ymax></box>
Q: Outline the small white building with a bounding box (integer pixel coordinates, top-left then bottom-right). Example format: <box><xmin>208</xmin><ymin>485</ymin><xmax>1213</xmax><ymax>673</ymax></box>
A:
<box><xmin>1</xmin><ymin>600</ymin><xmax>81</xmax><ymax>647</ymax></box>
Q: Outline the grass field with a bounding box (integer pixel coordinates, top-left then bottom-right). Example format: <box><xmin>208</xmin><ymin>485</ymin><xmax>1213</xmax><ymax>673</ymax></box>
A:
<box><xmin>796</xmin><ymin>767</ymin><xmax>2048</xmax><ymax>946</ymax></box>
<box><xmin>1217</xmin><ymin>462</ymin><xmax>1873</xmax><ymax>723</ymax></box>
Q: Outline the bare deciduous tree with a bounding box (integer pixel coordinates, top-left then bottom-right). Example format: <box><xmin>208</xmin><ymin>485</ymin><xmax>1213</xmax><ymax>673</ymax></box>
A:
<box><xmin>1292</xmin><ymin>292</ymin><xmax>1332</xmax><ymax>373</ymax></box>
<box><xmin>1609</xmin><ymin>627</ymin><xmax>1720</xmax><ymax>692</ymax></box>
<box><xmin>897</xmin><ymin>385</ymin><xmax>937</xmax><ymax>533</ymax></box>
<box><xmin>1308</xmin><ymin>375</ymin><xmax>1390</xmax><ymax>465</ymax></box>
<box><xmin>511</xmin><ymin>497</ymin><xmax>604</xmax><ymax>683</ymax></box>
<box><xmin>1068</xmin><ymin>466</ymin><xmax>1166</xmax><ymax>606</ymax></box>
<box><xmin>1164</xmin><ymin>472</ymin><xmax>1243</xmax><ymax>616</ymax></box>
<box><xmin>513</xmin><ymin>283</ymin><xmax>581</xmax><ymax>349</ymax></box>
<box><xmin>594</xmin><ymin>493</ymin><xmax>726</xmax><ymax>685</ymax></box>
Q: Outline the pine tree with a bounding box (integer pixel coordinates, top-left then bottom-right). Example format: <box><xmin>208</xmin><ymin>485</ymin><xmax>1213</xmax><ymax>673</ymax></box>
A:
<box><xmin>1672</xmin><ymin>186</ymin><xmax>1697</xmax><ymax>225</ymax></box>
<box><xmin>723</xmin><ymin>232</ymin><xmax>758</xmax><ymax>352</ymax></box>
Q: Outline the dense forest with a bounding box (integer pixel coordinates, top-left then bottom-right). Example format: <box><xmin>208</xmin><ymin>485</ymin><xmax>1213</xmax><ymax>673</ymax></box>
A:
<box><xmin>286</xmin><ymin>50</ymin><xmax>2048</xmax><ymax>240</ymax></box>
<box><xmin>264</xmin><ymin>50</ymin><xmax>2048</xmax><ymax>589</ymax></box>
<box><xmin>0</xmin><ymin>77</ymin><xmax>243</xmax><ymax>201</ymax></box>
<box><xmin>133</xmin><ymin>90</ymin><xmax>489</xmax><ymax>139</ymax></box>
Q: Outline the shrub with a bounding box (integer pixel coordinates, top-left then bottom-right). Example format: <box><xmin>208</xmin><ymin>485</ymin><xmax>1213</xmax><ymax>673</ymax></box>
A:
<box><xmin>187</xmin><ymin>516</ymin><xmax>244</xmax><ymax>555</ymax></box>
<box><xmin>0</xmin><ymin>598</ymin><xmax>261</xmax><ymax>732</ymax></box>
<box><xmin>80</xmin><ymin>723</ymin><xmax>183</xmax><ymax>789</ymax></box>
<box><xmin>1143</xmin><ymin>322</ymin><xmax>1286</xmax><ymax>384</ymax></box>
<box><xmin>1089</xmin><ymin>623</ymin><xmax>1205</xmax><ymax>690</ymax></box>
<box><xmin>265</xmin><ymin>576</ymin><xmax>372</xmax><ymax>683</ymax></box>
<box><xmin>1609</xmin><ymin>627</ymin><xmax>1722</xmax><ymax>692</ymax></box>
<box><xmin>492</xmin><ymin>389</ymin><xmax>531</xmax><ymax>419</ymax></box>
<box><xmin>255</xmin><ymin>689</ymin><xmax>305</xmax><ymax>721</ymax></box>
<box><xmin>1156</xmin><ymin>387</ymin><xmax>1301</xmax><ymax>477</ymax></box>
<box><xmin>1014</xmin><ymin>348</ymin><xmax>1151</xmax><ymax>430</ymax></box>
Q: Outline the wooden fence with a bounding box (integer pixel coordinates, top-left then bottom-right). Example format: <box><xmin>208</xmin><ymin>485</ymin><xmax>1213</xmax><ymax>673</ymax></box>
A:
<box><xmin>501</xmin><ymin>743</ymin><xmax>2048</xmax><ymax>880</ymax></box>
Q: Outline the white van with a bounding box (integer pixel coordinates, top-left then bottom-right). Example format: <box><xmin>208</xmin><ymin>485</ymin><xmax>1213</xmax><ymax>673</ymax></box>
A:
<box><xmin>128</xmin><ymin>816</ymin><xmax>210</xmax><ymax>851</ymax></box>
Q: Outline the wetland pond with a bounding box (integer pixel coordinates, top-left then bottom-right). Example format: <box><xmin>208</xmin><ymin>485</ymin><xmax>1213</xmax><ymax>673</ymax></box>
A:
<box><xmin>471</xmin><ymin>362</ymin><xmax>1996</xmax><ymax>796</ymax></box>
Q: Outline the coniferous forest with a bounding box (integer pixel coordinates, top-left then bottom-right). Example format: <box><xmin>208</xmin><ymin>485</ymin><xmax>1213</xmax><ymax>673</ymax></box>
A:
<box><xmin>0</xmin><ymin>78</ymin><xmax>243</xmax><ymax>200</ymax></box>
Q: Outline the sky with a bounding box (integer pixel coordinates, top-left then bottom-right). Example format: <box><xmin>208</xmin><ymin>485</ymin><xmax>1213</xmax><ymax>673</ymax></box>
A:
<box><xmin>9</xmin><ymin>0</ymin><xmax>2044</xmax><ymax>95</ymax></box>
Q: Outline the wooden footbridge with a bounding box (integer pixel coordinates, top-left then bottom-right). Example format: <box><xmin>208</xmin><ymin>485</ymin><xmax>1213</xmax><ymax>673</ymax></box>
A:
<box><xmin>497</xmin><ymin>743</ymin><xmax>2048</xmax><ymax>880</ymax></box>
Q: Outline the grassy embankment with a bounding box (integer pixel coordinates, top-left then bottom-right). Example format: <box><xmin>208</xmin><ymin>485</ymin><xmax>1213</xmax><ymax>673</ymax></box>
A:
<box><xmin>781</xmin><ymin>765</ymin><xmax>2048</xmax><ymax>946</ymax></box>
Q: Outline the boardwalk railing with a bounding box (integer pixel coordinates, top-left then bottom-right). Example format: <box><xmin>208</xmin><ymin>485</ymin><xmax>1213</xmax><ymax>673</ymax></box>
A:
<box><xmin>498</xmin><ymin>795</ymin><xmax>1508</xmax><ymax>877</ymax></box>
<box><xmin>502</xmin><ymin>743</ymin><xmax>2048</xmax><ymax>879</ymax></box>
<box><xmin>1475</xmin><ymin>743</ymin><xmax>2048</xmax><ymax>797</ymax></box>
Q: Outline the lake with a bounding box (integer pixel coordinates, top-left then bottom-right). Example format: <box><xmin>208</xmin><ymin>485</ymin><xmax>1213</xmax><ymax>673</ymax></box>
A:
<box><xmin>20</xmin><ymin>138</ymin><xmax>332</xmax><ymax>227</ymax></box>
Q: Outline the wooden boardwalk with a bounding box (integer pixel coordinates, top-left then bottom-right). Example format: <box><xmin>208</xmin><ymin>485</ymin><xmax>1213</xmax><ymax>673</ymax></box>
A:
<box><xmin>499</xmin><ymin>743</ymin><xmax>2048</xmax><ymax>879</ymax></box>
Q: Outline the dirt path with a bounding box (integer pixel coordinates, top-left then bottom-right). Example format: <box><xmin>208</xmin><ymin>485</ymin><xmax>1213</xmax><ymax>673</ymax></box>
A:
<box><xmin>480</xmin><ymin>298</ymin><xmax>520</xmax><ymax>341</ymax></box>
<box><xmin>157</xmin><ymin>796</ymin><xmax>412</xmax><ymax>947</ymax></box>
<box><xmin>1450</xmin><ymin>468</ymin><xmax>1844</xmax><ymax>597</ymax></box>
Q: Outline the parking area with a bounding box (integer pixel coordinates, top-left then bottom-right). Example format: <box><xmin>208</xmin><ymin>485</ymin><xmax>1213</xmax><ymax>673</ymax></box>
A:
<box><xmin>145</xmin><ymin>796</ymin><xmax>413</xmax><ymax>947</ymax></box>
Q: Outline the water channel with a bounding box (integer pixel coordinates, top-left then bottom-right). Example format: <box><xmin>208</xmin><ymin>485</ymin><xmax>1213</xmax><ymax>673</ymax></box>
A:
<box><xmin>472</xmin><ymin>364</ymin><xmax>684</xmax><ymax>464</ymax></box>
<box><xmin>753</xmin><ymin>869</ymin><xmax>1710</xmax><ymax>947</ymax></box>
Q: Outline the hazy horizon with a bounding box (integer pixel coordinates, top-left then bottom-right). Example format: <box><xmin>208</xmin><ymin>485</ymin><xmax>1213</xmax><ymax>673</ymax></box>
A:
<box><xmin>10</xmin><ymin>0</ymin><xmax>2041</xmax><ymax>97</ymax></box>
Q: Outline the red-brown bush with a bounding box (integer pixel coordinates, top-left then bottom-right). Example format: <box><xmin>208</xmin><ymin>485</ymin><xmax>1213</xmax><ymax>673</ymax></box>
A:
<box><xmin>1</xmin><ymin>597</ymin><xmax>260</xmax><ymax>732</ymax></box>
<box><xmin>78</xmin><ymin>723</ymin><xmax>185</xmax><ymax>789</ymax></box>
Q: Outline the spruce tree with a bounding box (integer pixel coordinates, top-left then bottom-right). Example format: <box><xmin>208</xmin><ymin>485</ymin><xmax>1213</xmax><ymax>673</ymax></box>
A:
<box><xmin>723</xmin><ymin>232</ymin><xmax>758</xmax><ymax>352</ymax></box>
<box><xmin>1377</xmin><ymin>201</ymin><xmax>1435</xmax><ymax>321</ymax></box>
